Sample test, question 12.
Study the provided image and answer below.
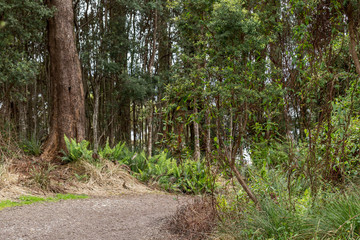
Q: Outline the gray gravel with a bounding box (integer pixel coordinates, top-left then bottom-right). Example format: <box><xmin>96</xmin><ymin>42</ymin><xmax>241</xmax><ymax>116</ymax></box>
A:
<box><xmin>0</xmin><ymin>194</ymin><xmax>189</xmax><ymax>240</ymax></box>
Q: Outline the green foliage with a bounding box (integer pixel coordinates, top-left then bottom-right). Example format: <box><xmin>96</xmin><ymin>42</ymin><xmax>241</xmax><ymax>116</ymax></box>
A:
<box><xmin>305</xmin><ymin>191</ymin><xmax>360</xmax><ymax>239</ymax></box>
<box><xmin>218</xmin><ymin>167</ymin><xmax>360</xmax><ymax>239</ymax></box>
<box><xmin>21</xmin><ymin>135</ymin><xmax>42</xmax><ymax>156</ymax></box>
<box><xmin>28</xmin><ymin>163</ymin><xmax>56</xmax><ymax>190</ymax></box>
<box><xmin>98</xmin><ymin>142</ymin><xmax>214</xmax><ymax>194</ymax></box>
<box><xmin>0</xmin><ymin>0</ymin><xmax>52</xmax><ymax>94</ymax></box>
<box><xmin>61</xmin><ymin>135</ymin><xmax>93</xmax><ymax>163</ymax></box>
<box><xmin>0</xmin><ymin>194</ymin><xmax>88</xmax><ymax>211</ymax></box>
<box><xmin>99</xmin><ymin>140</ymin><xmax>126</xmax><ymax>161</ymax></box>
<box><xmin>137</xmin><ymin>153</ymin><xmax>214</xmax><ymax>194</ymax></box>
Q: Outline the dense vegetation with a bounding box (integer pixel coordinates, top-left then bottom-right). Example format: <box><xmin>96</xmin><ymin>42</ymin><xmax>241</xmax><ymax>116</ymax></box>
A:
<box><xmin>1</xmin><ymin>0</ymin><xmax>360</xmax><ymax>239</ymax></box>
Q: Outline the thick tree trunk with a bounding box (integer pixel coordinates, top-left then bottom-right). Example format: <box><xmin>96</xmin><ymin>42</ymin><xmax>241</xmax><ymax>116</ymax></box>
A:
<box><xmin>42</xmin><ymin>0</ymin><xmax>85</xmax><ymax>160</ymax></box>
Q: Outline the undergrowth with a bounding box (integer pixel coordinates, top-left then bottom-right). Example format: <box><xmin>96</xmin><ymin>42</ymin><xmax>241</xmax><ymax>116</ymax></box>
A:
<box><xmin>62</xmin><ymin>137</ymin><xmax>215</xmax><ymax>194</ymax></box>
<box><xmin>21</xmin><ymin>135</ymin><xmax>42</xmax><ymax>156</ymax></box>
<box><xmin>217</xmin><ymin>168</ymin><xmax>360</xmax><ymax>240</ymax></box>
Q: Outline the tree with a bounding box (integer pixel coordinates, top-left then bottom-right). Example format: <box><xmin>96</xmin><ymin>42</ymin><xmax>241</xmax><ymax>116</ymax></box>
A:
<box><xmin>41</xmin><ymin>0</ymin><xmax>85</xmax><ymax>159</ymax></box>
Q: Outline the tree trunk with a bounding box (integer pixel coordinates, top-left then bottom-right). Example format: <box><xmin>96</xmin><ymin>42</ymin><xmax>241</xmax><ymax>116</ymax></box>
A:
<box><xmin>42</xmin><ymin>0</ymin><xmax>85</xmax><ymax>160</ymax></box>
<box><xmin>205</xmin><ymin>107</ymin><xmax>211</xmax><ymax>163</ymax></box>
<box><xmin>146</xmin><ymin>9</ymin><xmax>158</xmax><ymax>158</ymax></box>
<box><xmin>93</xmin><ymin>84</ymin><xmax>100</xmax><ymax>153</ymax></box>
<box><xmin>147</xmin><ymin>103</ymin><xmax>153</xmax><ymax>158</ymax></box>
<box><xmin>193</xmin><ymin>101</ymin><xmax>200</xmax><ymax>161</ymax></box>
<box><xmin>133</xmin><ymin>101</ymin><xmax>136</xmax><ymax>150</ymax></box>
<box><xmin>347</xmin><ymin>6</ymin><xmax>360</xmax><ymax>78</ymax></box>
<box><xmin>19</xmin><ymin>86</ymin><xmax>27</xmax><ymax>140</ymax></box>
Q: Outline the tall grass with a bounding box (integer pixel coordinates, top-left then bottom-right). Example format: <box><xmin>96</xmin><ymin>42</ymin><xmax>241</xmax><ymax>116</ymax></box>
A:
<box><xmin>218</xmin><ymin>169</ymin><xmax>360</xmax><ymax>240</ymax></box>
<box><xmin>301</xmin><ymin>190</ymin><xmax>360</xmax><ymax>239</ymax></box>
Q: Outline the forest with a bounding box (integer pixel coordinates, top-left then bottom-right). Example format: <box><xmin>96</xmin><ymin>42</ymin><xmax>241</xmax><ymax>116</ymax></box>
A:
<box><xmin>1</xmin><ymin>0</ymin><xmax>360</xmax><ymax>239</ymax></box>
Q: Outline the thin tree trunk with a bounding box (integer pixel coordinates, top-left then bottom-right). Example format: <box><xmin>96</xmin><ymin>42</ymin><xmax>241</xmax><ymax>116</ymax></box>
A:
<box><xmin>147</xmin><ymin>9</ymin><xmax>158</xmax><ymax>158</ymax></box>
<box><xmin>205</xmin><ymin>107</ymin><xmax>211</xmax><ymax>163</ymax></box>
<box><xmin>19</xmin><ymin>86</ymin><xmax>27</xmax><ymax>139</ymax></box>
<box><xmin>193</xmin><ymin>100</ymin><xmax>200</xmax><ymax>161</ymax></box>
<box><xmin>347</xmin><ymin>7</ymin><xmax>360</xmax><ymax>77</ymax></box>
<box><xmin>216</xmin><ymin>96</ymin><xmax>259</xmax><ymax>207</ymax></box>
<box><xmin>133</xmin><ymin>101</ymin><xmax>136</xmax><ymax>150</ymax></box>
<box><xmin>147</xmin><ymin>104</ymin><xmax>153</xmax><ymax>158</ymax></box>
<box><xmin>231</xmin><ymin>164</ymin><xmax>259</xmax><ymax>206</ymax></box>
<box><xmin>93</xmin><ymin>84</ymin><xmax>100</xmax><ymax>153</ymax></box>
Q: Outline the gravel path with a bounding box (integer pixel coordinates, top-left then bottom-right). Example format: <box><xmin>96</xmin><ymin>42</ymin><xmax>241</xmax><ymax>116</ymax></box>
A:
<box><xmin>0</xmin><ymin>194</ymin><xmax>189</xmax><ymax>240</ymax></box>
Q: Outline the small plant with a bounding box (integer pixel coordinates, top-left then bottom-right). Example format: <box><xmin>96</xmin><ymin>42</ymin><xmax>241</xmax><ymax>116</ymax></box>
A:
<box><xmin>74</xmin><ymin>173</ymin><xmax>89</xmax><ymax>182</ymax></box>
<box><xmin>28</xmin><ymin>163</ymin><xmax>56</xmax><ymax>190</ymax></box>
<box><xmin>216</xmin><ymin>166</ymin><xmax>360</xmax><ymax>240</ymax></box>
<box><xmin>98</xmin><ymin>140</ymin><xmax>127</xmax><ymax>161</ymax></box>
<box><xmin>21</xmin><ymin>135</ymin><xmax>42</xmax><ymax>156</ymax></box>
<box><xmin>61</xmin><ymin>135</ymin><xmax>93</xmax><ymax>162</ymax></box>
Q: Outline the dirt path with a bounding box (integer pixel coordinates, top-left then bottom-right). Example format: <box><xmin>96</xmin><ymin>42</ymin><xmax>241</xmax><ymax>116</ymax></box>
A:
<box><xmin>0</xmin><ymin>194</ymin><xmax>190</xmax><ymax>240</ymax></box>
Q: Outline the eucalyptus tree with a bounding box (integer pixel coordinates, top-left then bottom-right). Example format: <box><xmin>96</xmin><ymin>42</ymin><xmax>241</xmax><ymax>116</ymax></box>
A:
<box><xmin>42</xmin><ymin>0</ymin><xmax>86</xmax><ymax>159</ymax></box>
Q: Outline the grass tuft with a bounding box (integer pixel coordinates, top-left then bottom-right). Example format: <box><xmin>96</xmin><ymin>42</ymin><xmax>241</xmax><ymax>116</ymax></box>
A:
<box><xmin>0</xmin><ymin>194</ymin><xmax>88</xmax><ymax>211</ymax></box>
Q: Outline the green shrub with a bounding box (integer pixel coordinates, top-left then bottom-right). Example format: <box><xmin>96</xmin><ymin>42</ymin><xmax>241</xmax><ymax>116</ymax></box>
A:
<box><xmin>28</xmin><ymin>163</ymin><xmax>56</xmax><ymax>190</ymax></box>
<box><xmin>98</xmin><ymin>141</ymin><xmax>214</xmax><ymax>194</ymax></box>
<box><xmin>21</xmin><ymin>135</ymin><xmax>42</xmax><ymax>156</ymax></box>
<box><xmin>61</xmin><ymin>135</ymin><xmax>93</xmax><ymax>162</ymax></box>
<box><xmin>176</xmin><ymin>159</ymin><xmax>214</xmax><ymax>194</ymax></box>
<box><xmin>137</xmin><ymin>153</ymin><xmax>214</xmax><ymax>194</ymax></box>
<box><xmin>217</xmin><ymin>167</ymin><xmax>360</xmax><ymax>240</ymax></box>
<box><xmin>98</xmin><ymin>140</ymin><xmax>127</xmax><ymax>161</ymax></box>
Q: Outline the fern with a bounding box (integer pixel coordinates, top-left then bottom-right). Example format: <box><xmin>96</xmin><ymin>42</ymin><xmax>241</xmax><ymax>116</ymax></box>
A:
<box><xmin>61</xmin><ymin>135</ymin><xmax>93</xmax><ymax>163</ymax></box>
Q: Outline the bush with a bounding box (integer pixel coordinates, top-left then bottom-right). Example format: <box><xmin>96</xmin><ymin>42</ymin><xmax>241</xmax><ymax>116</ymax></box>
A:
<box><xmin>62</xmin><ymin>138</ymin><xmax>215</xmax><ymax>194</ymax></box>
<box><xmin>98</xmin><ymin>141</ymin><xmax>215</xmax><ymax>194</ymax></box>
<box><xmin>21</xmin><ymin>135</ymin><xmax>42</xmax><ymax>156</ymax></box>
<box><xmin>98</xmin><ymin>140</ymin><xmax>127</xmax><ymax>161</ymax></box>
<box><xmin>217</xmin><ymin>167</ymin><xmax>360</xmax><ymax>240</ymax></box>
<box><xmin>28</xmin><ymin>162</ymin><xmax>56</xmax><ymax>190</ymax></box>
<box><xmin>61</xmin><ymin>135</ymin><xmax>93</xmax><ymax>163</ymax></box>
<box><xmin>136</xmin><ymin>152</ymin><xmax>215</xmax><ymax>194</ymax></box>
